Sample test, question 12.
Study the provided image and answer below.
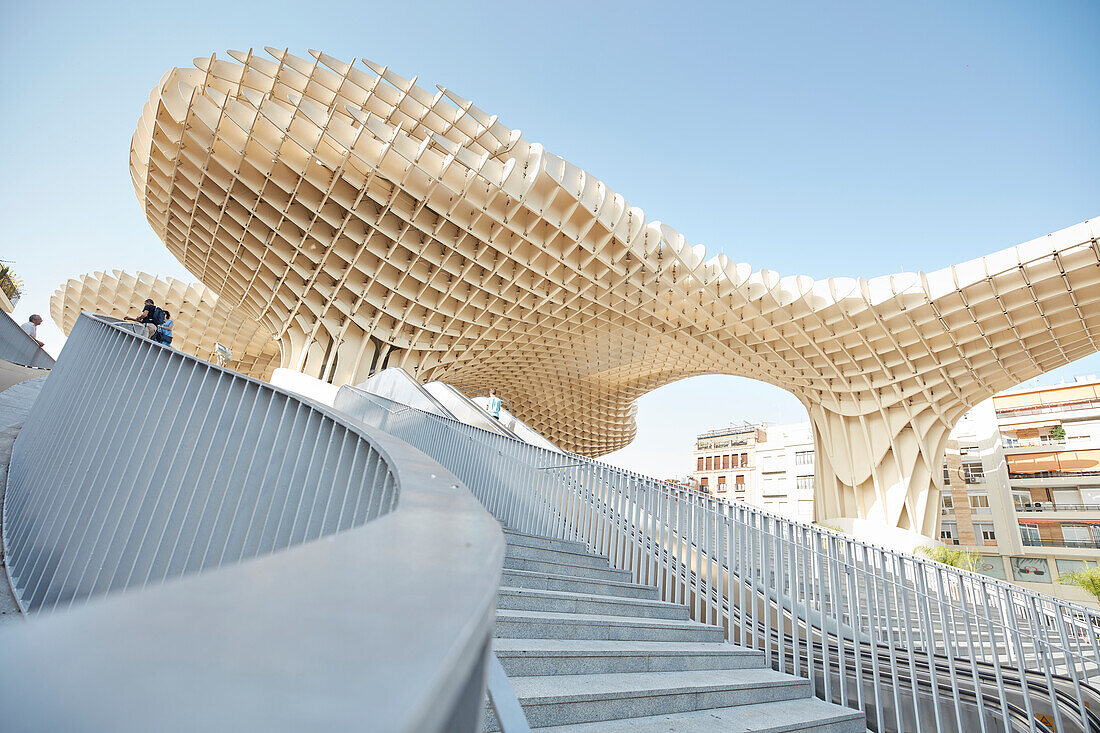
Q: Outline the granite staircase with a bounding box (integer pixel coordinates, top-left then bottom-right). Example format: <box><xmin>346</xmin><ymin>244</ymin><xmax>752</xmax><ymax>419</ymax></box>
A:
<box><xmin>488</xmin><ymin>528</ymin><xmax>866</xmax><ymax>732</ymax></box>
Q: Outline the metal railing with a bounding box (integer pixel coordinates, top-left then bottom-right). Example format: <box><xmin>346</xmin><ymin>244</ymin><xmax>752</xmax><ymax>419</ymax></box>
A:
<box><xmin>1011</xmin><ymin>471</ymin><xmax>1100</xmax><ymax>480</ymax></box>
<box><xmin>335</xmin><ymin>385</ymin><xmax>1100</xmax><ymax>733</ymax></box>
<box><xmin>1022</xmin><ymin>537</ymin><xmax>1100</xmax><ymax>550</ymax></box>
<box><xmin>0</xmin><ymin>310</ymin><xmax>54</xmax><ymax>369</ymax></box>
<box><xmin>1018</xmin><ymin>504</ymin><xmax>1100</xmax><ymax>513</ymax></box>
<box><xmin>0</xmin><ymin>314</ymin><xmax>503</xmax><ymax>731</ymax></box>
<box><xmin>997</xmin><ymin>401</ymin><xmax>1100</xmax><ymax>420</ymax></box>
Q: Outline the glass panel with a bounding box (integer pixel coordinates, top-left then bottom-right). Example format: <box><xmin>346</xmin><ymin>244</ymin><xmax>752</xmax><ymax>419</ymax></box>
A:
<box><xmin>1011</xmin><ymin>557</ymin><xmax>1052</xmax><ymax>582</ymax></box>
<box><xmin>1052</xmin><ymin>489</ymin><xmax>1081</xmax><ymax>506</ymax></box>
<box><xmin>976</xmin><ymin>556</ymin><xmax>1007</xmax><ymax>580</ymax></box>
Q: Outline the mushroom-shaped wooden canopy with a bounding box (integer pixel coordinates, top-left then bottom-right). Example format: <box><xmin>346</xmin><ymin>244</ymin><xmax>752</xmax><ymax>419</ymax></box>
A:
<box><xmin>129</xmin><ymin>48</ymin><xmax>1100</xmax><ymax>533</ymax></box>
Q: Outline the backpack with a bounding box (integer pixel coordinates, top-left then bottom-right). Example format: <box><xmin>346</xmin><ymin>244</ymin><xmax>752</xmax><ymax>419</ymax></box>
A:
<box><xmin>151</xmin><ymin>307</ymin><xmax>166</xmax><ymax>325</ymax></box>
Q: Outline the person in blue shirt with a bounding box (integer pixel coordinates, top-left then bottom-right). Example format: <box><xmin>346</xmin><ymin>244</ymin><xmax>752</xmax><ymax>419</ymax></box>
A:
<box><xmin>486</xmin><ymin>387</ymin><xmax>502</xmax><ymax>420</ymax></box>
<box><xmin>155</xmin><ymin>311</ymin><xmax>174</xmax><ymax>346</ymax></box>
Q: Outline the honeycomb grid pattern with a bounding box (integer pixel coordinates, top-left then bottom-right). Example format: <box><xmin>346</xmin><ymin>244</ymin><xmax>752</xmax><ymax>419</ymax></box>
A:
<box><xmin>129</xmin><ymin>48</ymin><xmax>1100</xmax><ymax>533</ymax></box>
<box><xmin>51</xmin><ymin>270</ymin><xmax>281</xmax><ymax>380</ymax></box>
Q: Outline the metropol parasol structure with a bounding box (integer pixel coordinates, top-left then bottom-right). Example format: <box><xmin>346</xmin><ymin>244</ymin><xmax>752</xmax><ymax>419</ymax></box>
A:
<box><xmin>117</xmin><ymin>48</ymin><xmax>1099</xmax><ymax>536</ymax></box>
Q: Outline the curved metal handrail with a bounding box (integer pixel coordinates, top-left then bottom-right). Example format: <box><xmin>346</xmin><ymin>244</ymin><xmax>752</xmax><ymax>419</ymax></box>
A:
<box><xmin>334</xmin><ymin>384</ymin><xmax>1100</xmax><ymax>732</ymax></box>
<box><xmin>0</xmin><ymin>313</ymin><xmax>503</xmax><ymax>732</ymax></box>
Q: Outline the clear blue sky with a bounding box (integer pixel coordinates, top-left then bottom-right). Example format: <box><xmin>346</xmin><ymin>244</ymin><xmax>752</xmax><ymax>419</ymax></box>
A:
<box><xmin>2</xmin><ymin>1</ymin><xmax>1097</xmax><ymax>476</ymax></box>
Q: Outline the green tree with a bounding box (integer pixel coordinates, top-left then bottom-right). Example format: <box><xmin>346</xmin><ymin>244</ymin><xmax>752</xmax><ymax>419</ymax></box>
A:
<box><xmin>1060</xmin><ymin>568</ymin><xmax>1100</xmax><ymax>603</ymax></box>
<box><xmin>1049</xmin><ymin>424</ymin><xmax>1066</xmax><ymax>441</ymax></box>
<box><xmin>917</xmin><ymin>544</ymin><xmax>981</xmax><ymax>572</ymax></box>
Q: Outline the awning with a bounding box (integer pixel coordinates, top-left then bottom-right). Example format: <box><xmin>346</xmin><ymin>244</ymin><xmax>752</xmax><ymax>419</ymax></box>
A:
<box><xmin>1019</xmin><ymin>518</ymin><xmax>1100</xmax><ymax>525</ymax></box>
<box><xmin>1007</xmin><ymin>449</ymin><xmax>1100</xmax><ymax>474</ymax></box>
<box><xmin>995</xmin><ymin>383</ymin><xmax>1100</xmax><ymax>410</ymax></box>
<box><xmin>999</xmin><ymin>419</ymin><xmax>1063</xmax><ymax>431</ymax></box>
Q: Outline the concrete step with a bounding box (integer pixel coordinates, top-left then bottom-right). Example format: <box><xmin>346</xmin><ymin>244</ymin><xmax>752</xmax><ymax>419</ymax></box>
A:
<box><xmin>505</xmin><ymin>542</ymin><xmax>617</xmax><ymax>571</ymax></box>
<box><xmin>485</xmin><ymin>668</ymin><xmax>812</xmax><ymax>730</ymax></box>
<box><xmin>503</xmin><ymin>556</ymin><xmax>633</xmax><ymax>582</ymax></box>
<box><xmin>501</xmin><ymin>568</ymin><xmax>659</xmax><ymax>600</ymax></box>
<box><xmin>498</xmin><ymin>586</ymin><xmax>688</xmax><ymax>620</ymax></box>
<box><xmin>495</xmin><ymin>610</ymin><xmax>725</xmax><ymax>643</ymax></box>
<box><xmin>535</xmin><ymin>696</ymin><xmax>867</xmax><ymax>732</ymax></box>
<box><xmin>493</xmin><ymin>639</ymin><xmax>766</xmax><ymax>676</ymax></box>
<box><xmin>503</xmin><ymin>529</ymin><xmax>589</xmax><ymax>555</ymax></box>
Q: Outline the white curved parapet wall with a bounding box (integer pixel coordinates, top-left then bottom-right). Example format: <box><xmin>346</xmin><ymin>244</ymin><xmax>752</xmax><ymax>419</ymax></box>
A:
<box><xmin>129</xmin><ymin>48</ymin><xmax>1100</xmax><ymax>533</ymax></box>
<box><xmin>0</xmin><ymin>313</ymin><xmax>502</xmax><ymax>732</ymax></box>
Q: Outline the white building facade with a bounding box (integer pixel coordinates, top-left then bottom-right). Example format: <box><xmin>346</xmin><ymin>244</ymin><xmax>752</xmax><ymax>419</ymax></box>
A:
<box><xmin>693</xmin><ymin>422</ymin><xmax>816</xmax><ymax>523</ymax></box>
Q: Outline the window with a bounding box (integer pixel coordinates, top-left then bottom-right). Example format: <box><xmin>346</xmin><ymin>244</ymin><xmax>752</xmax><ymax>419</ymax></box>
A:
<box><xmin>941</xmin><ymin>494</ymin><xmax>954</xmax><ymax>514</ymax></box>
<box><xmin>762</xmin><ymin>479</ymin><xmax>785</xmax><ymax>497</ymax></box>
<box><xmin>941</xmin><ymin>522</ymin><xmax>958</xmax><ymax>545</ymax></box>
<box><xmin>943</xmin><ymin>464</ymin><xmax>951</xmax><ymax>484</ymax></box>
<box><xmin>963</xmin><ymin>461</ymin><xmax>985</xmax><ymax>483</ymax></box>
<box><xmin>1012</xmin><ymin>490</ymin><xmax>1031</xmax><ymax>510</ymax></box>
<box><xmin>1020</xmin><ymin>523</ymin><xmax>1041</xmax><ymax>546</ymax></box>
<box><xmin>722</xmin><ymin>454</ymin><xmax>730</xmax><ymax>470</ymax></box>
<box><xmin>705</xmin><ymin>456</ymin><xmax>713</xmax><ymax>471</ymax></box>
<box><xmin>735</xmin><ymin>475</ymin><xmax>745</xmax><ymax>488</ymax></box>
<box><xmin>740</xmin><ymin>453</ymin><xmax>749</xmax><ymax>468</ymax></box>
<box><xmin>1061</xmin><ymin>524</ymin><xmax>1093</xmax><ymax>547</ymax></box>
<box><xmin>1082</xmin><ymin>487</ymin><xmax>1100</xmax><ymax>507</ymax></box>
<box><xmin>795</xmin><ymin>450</ymin><xmax>814</xmax><ymax>466</ymax></box>
<box><xmin>697</xmin><ymin>457</ymin><xmax>704</xmax><ymax>471</ymax></box>
<box><xmin>717</xmin><ymin>476</ymin><xmax>726</xmax><ymax>493</ymax></box>
<box><xmin>968</xmin><ymin>492</ymin><xmax>991</xmax><ymax>514</ymax></box>
<box><xmin>1052</xmin><ymin>489</ymin><xmax>1081</xmax><ymax>508</ymax></box>
<box><xmin>699</xmin><ymin>477</ymin><xmax>709</xmax><ymax>487</ymax></box>
<box><xmin>796</xmin><ymin>476</ymin><xmax>814</xmax><ymax>492</ymax></box>
<box><xmin>975</xmin><ymin>522</ymin><xmax>996</xmax><ymax>543</ymax></box>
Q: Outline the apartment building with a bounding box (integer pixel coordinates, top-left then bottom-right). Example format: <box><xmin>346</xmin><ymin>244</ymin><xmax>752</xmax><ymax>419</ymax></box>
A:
<box><xmin>692</xmin><ymin>424</ymin><xmax>764</xmax><ymax>500</ymax></box>
<box><xmin>941</xmin><ymin>378</ymin><xmax>1100</xmax><ymax>605</ymax></box>
<box><xmin>692</xmin><ymin>422</ymin><xmax>815</xmax><ymax>522</ymax></box>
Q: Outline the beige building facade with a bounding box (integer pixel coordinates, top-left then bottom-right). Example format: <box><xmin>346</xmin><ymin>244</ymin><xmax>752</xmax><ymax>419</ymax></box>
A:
<box><xmin>128</xmin><ymin>48</ymin><xmax>1100</xmax><ymax>534</ymax></box>
<box><xmin>941</xmin><ymin>379</ymin><xmax>1100</xmax><ymax>605</ymax></box>
<box><xmin>693</xmin><ymin>423</ymin><xmax>816</xmax><ymax>523</ymax></box>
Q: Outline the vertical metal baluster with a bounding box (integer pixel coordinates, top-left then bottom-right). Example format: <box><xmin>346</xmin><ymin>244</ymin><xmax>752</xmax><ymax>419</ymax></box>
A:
<box><xmin>1026</xmin><ymin>595</ymin><xmax>1064</xmax><ymax>733</ymax></box>
<box><xmin>801</xmin><ymin>525</ymin><xmax>816</xmax><ymax>699</ymax></box>
<box><xmin>862</xmin><ymin>543</ymin><xmax>885</xmax><ymax>733</ymax></box>
<box><xmin>843</xmin><ymin>538</ymin><xmax>863</xmax><ymax>716</ymax></box>
<box><xmin>934</xmin><ymin>565</ymin><xmax>965</xmax><ymax>731</ymax></box>
<box><xmin>816</xmin><ymin>531</ymin><xmax>832</xmax><ymax>704</ymax></box>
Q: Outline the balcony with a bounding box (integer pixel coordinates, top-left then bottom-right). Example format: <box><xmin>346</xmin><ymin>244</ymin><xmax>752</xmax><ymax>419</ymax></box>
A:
<box><xmin>1003</xmin><ymin>437</ymin><xmax>1097</xmax><ymax>454</ymax></box>
<box><xmin>996</xmin><ymin>398</ymin><xmax>1100</xmax><ymax>420</ymax></box>
<box><xmin>1022</xmin><ymin>536</ymin><xmax>1100</xmax><ymax>549</ymax></box>
<box><xmin>1009</xmin><ymin>469</ymin><xmax>1100</xmax><ymax>480</ymax></box>
<box><xmin>1017</xmin><ymin>503</ymin><xmax>1100</xmax><ymax>513</ymax></box>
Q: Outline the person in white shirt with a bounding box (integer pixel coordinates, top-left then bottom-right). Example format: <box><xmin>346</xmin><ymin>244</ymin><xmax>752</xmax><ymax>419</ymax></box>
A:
<box><xmin>21</xmin><ymin>314</ymin><xmax>44</xmax><ymax>347</ymax></box>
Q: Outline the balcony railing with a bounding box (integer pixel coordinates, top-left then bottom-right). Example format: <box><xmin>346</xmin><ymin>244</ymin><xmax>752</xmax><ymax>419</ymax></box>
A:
<box><xmin>335</xmin><ymin>385</ymin><xmax>1100</xmax><ymax>733</ymax></box>
<box><xmin>1022</xmin><ymin>536</ymin><xmax>1100</xmax><ymax>549</ymax></box>
<box><xmin>1010</xmin><ymin>469</ymin><xmax>1100</xmax><ymax>479</ymax></box>
<box><xmin>997</xmin><ymin>398</ymin><xmax>1100</xmax><ymax>419</ymax></box>
<box><xmin>0</xmin><ymin>314</ymin><xmax>502</xmax><ymax>731</ymax></box>
<box><xmin>1018</xmin><ymin>503</ymin><xmax>1100</xmax><ymax>512</ymax></box>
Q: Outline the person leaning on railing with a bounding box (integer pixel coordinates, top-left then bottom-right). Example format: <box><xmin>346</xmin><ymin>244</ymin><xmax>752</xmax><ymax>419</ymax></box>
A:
<box><xmin>154</xmin><ymin>311</ymin><xmax>173</xmax><ymax>347</ymax></box>
<box><xmin>123</xmin><ymin>298</ymin><xmax>164</xmax><ymax>340</ymax></box>
<box><xmin>20</xmin><ymin>314</ymin><xmax>44</xmax><ymax>347</ymax></box>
